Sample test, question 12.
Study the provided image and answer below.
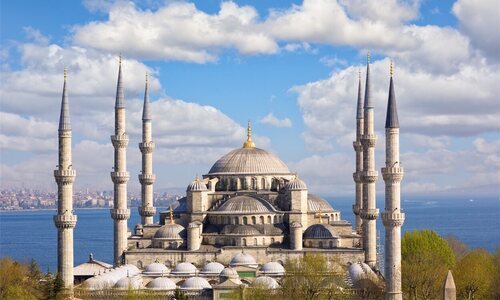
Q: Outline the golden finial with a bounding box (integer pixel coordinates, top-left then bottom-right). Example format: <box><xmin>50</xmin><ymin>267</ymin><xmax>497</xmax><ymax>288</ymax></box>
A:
<box><xmin>169</xmin><ymin>205</ymin><xmax>173</xmax><ymax>224</ymax></box>
<box><xmin>390</xmin><ymin>60</ymin><xmax>394</xmax><ymax>77</ymax></box>
<box><xmin>319</xmin><ymin>208</ymin><xmax>323</xmax><ymax>224</ymax></box>
<box><xmin>367</xmin><ymin>51</ymin><xmax>370</xmax><ymax>64</ymax></box>
<box><xmin>63</xmin><ymin>67</ymin><xmax>67</xmax><ymax>81</ymax></box>
<box><xmin>145</xmin><ymin>72</ymin><xmax>148</xmax><ymax>83</ymax></box>
<box><xmin>243</xmin><ymin>120</ymin><xmax>255</xmax><ymax>148</ymax></box>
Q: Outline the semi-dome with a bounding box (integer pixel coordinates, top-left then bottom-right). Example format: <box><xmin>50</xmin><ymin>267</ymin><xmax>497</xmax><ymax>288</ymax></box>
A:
<box><xmin>252</xmin><ymin>276</ymin><xmax>280</xmax><ymax>289</ymax></box>
<box><xmin>231</xmin><ymin>225</ymin><xmax>261</xmax><ymax>235</ymax></box>
<box><xmin>230</xmin><ymin>253</ymin><xmax>258</xmax><ymax>268</ymax></box>
<box><xmin>217</xmin><ymin>195</ymin><xmax>275</xmax><ymax>213</ymax></box>
<box><xmin>143</xmin><ymin>262</ymin><xmax>169</xmax><ymax>275</ymax></box>
<box><xmin>171</xmin><ymin>262</ymin><xmax>197</xmax><ymax>276</ymax></box>
<box><xmin>307</xmin><ymin>194</ymin><xmax>336</xmax><ymax>212</ymax></box>
<box><xmin>114</xmin><ymin>276</ymin><xmax>142</xmax><ymax>289</ymax></box>
<box><xmin>260</xmin><ymin>262</ymin><xmax>285</xmax><ymax>276</ymax></box>
<box><xmin>285</xmin><ymin>177</ymin><xmax>307</xmax><ymax>190</ymax></box>
<box><xmin>220</xmin><ymin>267</ymin><xmax>239</xmax><ymax>279</ymax></box>
<box><xmin>200</xmin><ymin>262</ymin><xmax>225</xmax><ymax>275</ymax></box>
<box><xmin>187</xmin><ymin>178</ymin><xmax>208</xmax><ymax>192</ymax></box>
<box><xmin>147</xmin><ymin>277</ymin><xmax>177</xmax><ymax>290</ymax></box>
<box><xmin>303</xmin><ymin>224</ymin><xmax>338</xmax><ymax>239</ymax></box>
<box><xmin>180</xmin><ymin>277</ymin><xmax>212</xmax><ymax>290</ymax></box>
<box><xmin>153</xmin><ymin>223</ymin><xmax>186</xmax><ymax>240</ymax></box>
<box><xmin>208</xmin><ymin>147</ymin><xmax>290</xmax><ymax>175</ymax></box>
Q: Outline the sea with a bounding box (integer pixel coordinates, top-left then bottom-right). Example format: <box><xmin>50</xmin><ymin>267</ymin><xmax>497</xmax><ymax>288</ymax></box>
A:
<box><xmin>0</xmin><ymin>197</ymin><xmax>499</xmax><ymax>271</ymax></box>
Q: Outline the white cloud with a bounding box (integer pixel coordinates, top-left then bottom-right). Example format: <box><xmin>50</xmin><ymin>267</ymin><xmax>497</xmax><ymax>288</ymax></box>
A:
<box><xmin>259</xmin><ymin>113</ymin><xmax>292</xmax><ymax>128</ymax></box>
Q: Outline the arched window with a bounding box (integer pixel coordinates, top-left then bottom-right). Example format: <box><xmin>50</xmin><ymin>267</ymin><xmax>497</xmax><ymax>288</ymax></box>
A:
<box><xmin>251</xmin><ymin>216</ymin><xmax>256</xmax><ymax>224</ymax></box>
<box><xmin>260</xmin><ymin>216</ymin><xmax>264</xmax><ymax>224</ymax></box>
<box><xmin>267</xmin><ymin>216</ymin><xmax>272</xmax><ymax>224</ymax></box>
<box><xmin>243</xmin><ymin>217</ymin><xmax>248</xmax><ymax>225</ymax></box>
<box><xmin>251</xmin><ymin>178</ymin><xmax>256</xmax><ymax>190</ymax></box>
<box><xmin>274</xmin><ymin>216</ymin><xmax>278</xmax><ymax>223</ymax></box>
<box><xmin>242</xmin><ymin>238</ymin><xmax>247</xmax><ymax>246</ymax></box>
<box><xmin>254</xmin><ymin>238</ymin><xmax>258</xmax><ymax>246</ymax></box>
<box><xmin>319</xmin><ymin>241</ymin><xmax>323</xmax><ymax>248</ymax></box>
<box><xmin>330</xmin><ymin>241</ymin><xmax>334</xmax><ymax>248</ymax></box>
<box><xmin>261</xmin><ymin>178</ymin><xmax>266</xmax><ymax>189</ymax></box>
<box><xmin>235</xmin><ymin>217</ymin><xmax>239</xmax><ymax>225</ymax></box>
<box><xmin>262</xmin><ymin>238</ymin><xmax>265</xmax><ymax>245</ymax></box>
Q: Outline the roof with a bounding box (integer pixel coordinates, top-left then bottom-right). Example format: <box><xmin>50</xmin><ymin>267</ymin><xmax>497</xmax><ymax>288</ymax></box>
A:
<box><xmin>200</xmin><ymin>262</ymin><xmax>225</xmax><ymax>275</ymax></box>
<box><xmin>172</xmin><ymin>197</ymin><xmax>187</xmax><ymax>213</ymax></box>
<box><xmin>230</xmin><ymin>253</ymin><xmax>258</xmax><ymax>268</ymax></box>
<box><xmin>114</xmin><ymin>275</ymin><xmax>142</xmax><ymax>289</ymax></box>
<box><xmin>59</xmin><ymin>71</ymin><xmax>71</xmax><ymax>131</ymax></box>
<box><xmin>82</xmin><ymin>265</ymin><xmax>140</xmax><ymax>290</ymax></box>
<box><xmin>147</xmin><ymin>277</ymin><xmax>177</xmax><ymax>290</ymax></box>
<box><xmin>252</xmin><ymin>276</ymin><xmax>279</xmax><ymax>289</ymax></box>
<box><xmin>356</xmin><ymin>72</ymin><xmax>364</xmax><ymax>119</ymax></box>
<box><xmin>143</xmin><ymin>262</ymin><xmax>169</xmax><ymax>275</ymax></box>
<box><xmin>364</xmin><ymin>55</ymin><xmax>373</xmax><ymax>109</ymax></box>
<box><xmin>231</xmin><ymin>225</ymin><xmax>261</xmax><ymax>235</ymax></box>
<box><xmin>142</xmin><ymin>75</ymin><xmax>151</xmax><ymax>121</ymax></box>
<box><xmin>153</xmin><ymin>223</ymin><xmax>186</xmax><ymax>240</ymax></box>
<box><xmin>115</xmin><ymin>59</ymin><xmax>125</xmax><ymax>108</ymax></box>
<box><xmin>303</xmin><ymin>224</ymin><xmax>338</xmax><ymax>239</ymax></box>
<box><xmin>186</xmin><ymin>178</ymin><xmax>208</xmax><ymax>192</ymax></box>
<box><xmin>207</xmin><ymin>147</ymin><xmax>291</xmax><ymax>175</ymax></box>
<box><xmin>180</xmin><ymin>277</ymin><xmax>212</xmax><ymax>290</ymax></box>
<box><xmin>73</xmin><ymin>258</ymin><xmax>112</xmax><ymax>276</ymax></box>
<box><xmin>307</xmin><ymin>194</ymin><xmax>336</xmax><ymax>212</ymax></box>
<box><xmin>385</xmin><ymin>76</ymin><xmax>399</xmax><ymax>128</ymax></box>
<box><xmin>220</xmin><ymin>267</ymin><xmax>239</xmax><ymax>279</ymax></box>
<box><xmin>260</xmin><ymin>262</ymin><xmax>285</xmax><ymax>275</ymax></box>
<box><xmin>171</xmin><ymin>262</ymin><xmax>197</xmax><ymax>275</ymax></box>
<box><xmin>217</xmin><ymin>195</ymin><xmax>275</xmax><ymax>213</ymax></box>
<box><xmin>285</xmin><ymin>177</ymin><xmax>307</xmax><ymax>190</ymax></box>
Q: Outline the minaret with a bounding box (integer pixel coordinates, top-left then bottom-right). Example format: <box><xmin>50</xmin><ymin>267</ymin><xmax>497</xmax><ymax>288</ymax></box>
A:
<box><xmin>53</xmin><ymin>68</ymin><xmax>77</xmax><ymax>289</ymax></box>
<box><xmin>382</xmin><ymin>61</ymin><xmax>405</xmax><ymax>300</ymax></box>
<box><xmin>110</xmin><ymin>56</ymin><xmax>130</xmax><ymax>266</ymax></box>
<box><xmin>138</xmin><ymin>73</ymin><xmax>156</xmax><ymax>225</ymax></box>
<box><xmin>360</xmin><ymin>52</ymin><xmax>379</xmax><ymax>268</ymax></box>
<box><xmin>352</xmin><ymin>70</ymin><xmax>364</xmax><ymax>234</ymax></box>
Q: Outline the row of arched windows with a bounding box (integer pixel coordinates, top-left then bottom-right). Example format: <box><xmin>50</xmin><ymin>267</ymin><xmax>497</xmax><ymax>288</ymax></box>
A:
<box><xmin>210</xmin><ymin>214</ymin><xmax>283</xmax><ymax>225</ymax></box>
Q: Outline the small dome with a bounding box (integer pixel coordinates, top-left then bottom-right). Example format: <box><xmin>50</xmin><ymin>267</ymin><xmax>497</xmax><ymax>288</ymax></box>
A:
<box><xmin>260</xmin><ymin>262</ymin><xmax>285</xmax><ymax>276</ymax></box>
<box><xmin>147</xmin><ymin>277</ymin><xmax>177</xmax><ymax>290</ymax></box>
<box><xmin>252</xmin><ymin>276</ymin><xmax>279</xmax><ymax>289</ymax></box>
<box><xmin>180</xmin><ymin>277</ymin><xmax>212</xmax><ymax>290</ymax></box>
<box><xmin>153</xmin><ymin>223</ymin><xmax>186</xmax><ymax>240</ymax></box>
<box><xmin>201</xmin><ymin>262</ymin><xmax>225</xmax><ymax>275</ymax></box>
<box><xmin>143</xmin><ymin>262</ymin><xmax>169</xmax><ymax>275</ymax></box>
<box><xmin>217</xmin><ymin>195</ymin><xmax>274</xmax><ymax>213</ymax></box>
<box><xmin>231</xmin><ymin>225</ymin><xmax>261</xmax><ymax>235</ymax></box>
<box><xmin>171</xmin><ymin>262</ymin><xmax>197</xmax><ymax>276</ymax></box>
<box><xmin>285</xmin><ymin>177</ymin><xmax>307</xmax><ymax>190</ymax></box>
<box><xmin>303</xmin><ymin>224</ymin><xmax>338</xmax><ymax>239</ymax></box>
<box><xmin>114</xmin><ymin>276</ymin><xmax>142</xmax><ymax>289</ymax></box>
<box><xmin>307</xmin><ymin>194</ymin><xmax>335</xmax><ymax>212</ymax></box>
<box><xmin>230</xmin><ymin>253</ymin><xmax>258</xmax><ymax>268</ymax></box>
<box><xmin>187</xmin><ymin>179</ymin><xmax>208</xmax><ymax>192</ymax></box>
<box><xmin>347</xmin><ymin>262</ymin><xmax>378</xmax><ymax>287</ymax></box>
<box><xmin>220</xmin><ymin>267</ymin><xmax>239</xmax><ymax>279</ymax></box>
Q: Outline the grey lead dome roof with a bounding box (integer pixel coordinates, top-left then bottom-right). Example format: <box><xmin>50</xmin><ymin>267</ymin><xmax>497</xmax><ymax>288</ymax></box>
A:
<box><xmin>208</xmin><ymin>147</ymin><xmax>291</xmax><ymax>175</ymax></box>
<box><xmin>217</xmin><ymin>195</ymin><xmax>275</xmax><ymax>213</ymax></box>
<box><xmin>303</xmin><ymin>224</ymin><xmax>338</xmax><ymax>239</ymax></box>
<box><xmin>153</xmin><ymin>223</ymin><xmax>186</xmax><ymax>240</ymax></box>
<box><xmin>307</xmin><ymin>194</ymin><xmax>336</xmax><ymax>212</ymax></box>
<box><xmin>147</xmin><ymin>277</ymin><xmax>177</xmax><ymax>290</ymax></box>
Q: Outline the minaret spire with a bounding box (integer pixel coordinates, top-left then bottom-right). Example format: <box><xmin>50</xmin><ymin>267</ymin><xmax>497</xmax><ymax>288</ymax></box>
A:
<box><xmin>360</xmin><ymin>51</ymin><xmax>379</xmax><ymax>268</ymax></box>
<box><xmin>243</xmin><ymin>120</ymin><xmax>256</xmax><ymax>148</ymax></box>
<box><xmin>382</xmin><ymin>60</ymin><xmax>405</xmax><ymax>300</ymax></box>
<box><xmin>54</xmin><ymin>68</ymin><xmax>77</xmax><ymax>291</ymax></box>
<box><xmin>138</xmin><ymin>72</ymin><xmax>156</xmax><ymax>225</ymax></box>
<box><xmin>111</xmin><ymin>56</ymin><xmax>130</xmax><ymax>266</ymax></box>
<box><xmin>352</xmin><ymin>68</ymin><xmax>364</xmax><ymax>234</ymax></box>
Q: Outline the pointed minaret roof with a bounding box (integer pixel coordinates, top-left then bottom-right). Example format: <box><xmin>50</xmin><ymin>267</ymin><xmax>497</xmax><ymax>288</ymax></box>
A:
<box><xmin>356</xmin><ymin>70</ymin><xmax>363</xmax><ymax>119</ymax></box>
<box><xmin>59</xmin><ymin>68</ymin><xmax>71</xmax><ymax>131</ymax></box>
<box><xmin>385</xmin><ymin>61</ymin><xmax>400</xmax><ymax>128</ymax></box>
<box><xmin>443</xmin><ymin>270</ymin><xmax>456</xmax><ymax>300</ymax></box>
<box><xmin>444</xmin><ymin>270</ymin><xmax>456</xmax><ymax>289</ymax></box>
<box><xmin>364</xmin><ymin>52</ymin><xmax>373</xmax><ymax>109</ymax></box>
<box><xmin>142</xmin><ymin>73</ymin><xmax>151</xmax><ymax>121</ymax></box>
<box><xmin>115</xmin><ymin>55</ymin><xmax>125</xmax><ymax>108</ymax></box>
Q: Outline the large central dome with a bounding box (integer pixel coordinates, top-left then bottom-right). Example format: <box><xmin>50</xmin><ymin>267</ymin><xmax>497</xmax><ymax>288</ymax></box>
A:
<box><xmin>208</xmin><ymin>122</ymin><xmax>291</xmax><ymax>175</ymax></box>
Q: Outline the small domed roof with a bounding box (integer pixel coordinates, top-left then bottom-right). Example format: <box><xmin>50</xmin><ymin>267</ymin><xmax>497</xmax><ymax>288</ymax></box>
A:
<box><xmin>180</xmin><ymin>277</ymin><xmax>212</xmax><ymax>290</ymax></box>
<box><xmin>231</xmin><ymin>225</ymin><xmax>261</xmax><ymax>235</ymax></box>
<box><xmin>187</xmin><ymin>179</ymin><xmax>208</xmax><ymax>192</ymax></box>
<box><xmin>303</xmin><ymin>224</ymin><xmax>338</xmax><ymax>239</ymax></box>
<box><xmin>146</xmin><ymin>277</ymin><xmax>177</xmax><ymax>290</ymax></box>
<box><xmin>171</xmin><ymin>262</ymin><xmax>197</xmax><ymax>275</ymax></box>
<box><xmin>217</xmin><ymin>195</ymin><xmax>274</xmax><ymax>213</ymax></box>
<box><xmin>220</xmin><ymin>267</ymin><xmax>239</xmax><ymax>279</ymax></box>
<box><xmin>307</xmin><ymin>194</ymin><xmax>335</xmax><ymax>212</ymax></box>
<box><xmin>347</xmin><ymin>262</ymin><xmax>378</xmax><ymax>286</ymax></box>
<box><xmin>114</xmin><ymin>276</ymin><xmax>142</xmax><ymax>289</ymax></box>
<box><xmin>230</xmin><ymin>253</ymin><xmax>258</xmax><ymax>268</ymax></box>
<box><xmin>201</xmin><ymin>262</ymin><xmax>225</xmax><ymax>275</ymax></box>
<box><xmin>143</xmin><ymin>262</ymin><xmax>169</xmax><ymax>275</ymax></box>
<box><xmin>260</xmin><ymin>262</ymin><xmax>285</xmax><ymax>275</ymax></box>
<box><xmin>153</xmin><ymin>223</ymin><xmax>186</xmax><ymax>240</ymax></box>
<box><xmin>252</xmin><ymin>276</ymin><xmax>279</xmax><ymax>289</ymax></box>
<box><xmin>285</xmin><ymin>177</ymin><xmax>307</xmax><ymax>190</ymax></box>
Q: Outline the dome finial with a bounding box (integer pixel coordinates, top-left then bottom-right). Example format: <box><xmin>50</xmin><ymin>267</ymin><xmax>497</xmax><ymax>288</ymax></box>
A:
<box><xmin>367</xmin><ymin>51</ymin><xmax>370</xmax><ymax>64</ymax></box>
<box><xmin>63</xmin><ymin>67</ymin><xmax>67</xmax><ymax>81</ymax></box>
<box><xmin>169</xmin><ymin>205</ymin><xmax>174</xmax><ymax>224</ymax></box>
<box><xmin>243</xmin><ymin>120</ymin><xmax>256</xmax><ymax>148</ymax></box>
<box><xmin>390</xmin><ymin>59</ymin><xmax>394</xmax><ymax>77</ymax></box>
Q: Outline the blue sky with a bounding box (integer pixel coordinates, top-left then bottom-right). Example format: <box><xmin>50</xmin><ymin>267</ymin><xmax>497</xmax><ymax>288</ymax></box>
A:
<box><xmin>1</xmin><ymin>0</ymin><xmax>499</xmax><ymax>199</ymax></box>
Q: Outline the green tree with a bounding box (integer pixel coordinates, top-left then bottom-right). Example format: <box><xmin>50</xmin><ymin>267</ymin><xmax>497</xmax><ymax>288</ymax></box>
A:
<box><xmin>5</xmin><ymin>285</ymin><xmax>37</xmax><ymax>300</ymax></box>
<box><xmin>0</xmin><ymin>257</ymin><xmax>39</xmax><ymax>300</ymax></box>
<box><xmin>454</xmin><ymin>249</ymin><xmax>495</xmax><ymax>300</ymax></box>
<box><xmin>445</xmin><ymin>235</ymin><xmax>469</xmax><ymax>261</ymax></box>
<box><xmin>493</xmin><ymin>249</ymin><xmax>500</xmax><ymax>300</ymax></box>
<box><xmin>402</xmin><ymin>230</ymin><xmax>455</xmax><ymax>300</ymax></box>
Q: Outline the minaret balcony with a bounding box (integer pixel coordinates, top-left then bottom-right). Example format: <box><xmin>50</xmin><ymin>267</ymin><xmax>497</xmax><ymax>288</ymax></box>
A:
<box><xmin>360</xmin><ymin>208</ymin><xmax>379</xmax><ymax>220</ymax></box>
<box><xmin>382</xmin><ymin>167</ymin><xmax>404</xmax><ymax>182</ymax></box>
<box><xmin>54</xmin><ymin>169</ymin><xmax>76</xmax><ymax>184</ymax></box>
<box><xmin>361</xmin><ymin>134</ymin><xmax>377</xmax><ymax>147</ymax></box>
<box><xmin>362</xmin><ymin>171</ymin><xmax>378</xmax><ymax>183</ymax></box>
<box><xmin>352</xmin><ymin>172</ymin><xmax>363</xmax><ymax>183</ymax></box>
<box><xmin>111</xmin><ymin>171</ymin><xmax>130</xmax><ymax>184</ymax></box>
<box><xmin>139</xmin><ymin>141</ymin><xmax>155</xmax><ymax>153</ymax></box>
<box><xmin>111</xmin><ymin>134</ymin><xmax>129</xmax><ymax>148</ymax></box>
<box><xmin>53</xmin><ymin>214</ymin><xmax>77</xmax><ymax>229</ymax></box>
<box><xmin>59</xmin><ymin>130</ymin><xmax>71</xmax><ymax>138</ymax></box>
<box><xmin>139</xmin><ymin>174</ymin><xmax>156</xmax><ymax>185</ymax></box>
<box><xmin>110</xmin><ymin>208</ymin><xmax>130</xmax><ymax>220</ymax></box>
<box><xmin>381</xmin><ymin>212</ymin><xmax>405</xmax><ymax>227</ymax></box>
<box><xmin>352</xmin><ymin>141</ymin><xmax>362</xmax><ymax>152</ymax></box>
<box><xmin>138</xmin><ymin>206</ymin><xmax>156</xmax><ymax>217</ymax></box>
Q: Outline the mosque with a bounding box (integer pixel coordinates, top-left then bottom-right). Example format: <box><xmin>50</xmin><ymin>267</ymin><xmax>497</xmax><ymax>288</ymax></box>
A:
<box><xmin>53</xmin><ymin>54</ymin><xmax>405</xmax><ymax>299</ymax></box>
